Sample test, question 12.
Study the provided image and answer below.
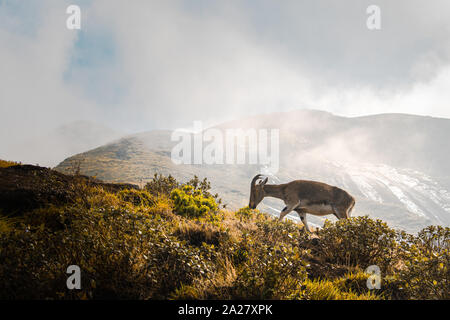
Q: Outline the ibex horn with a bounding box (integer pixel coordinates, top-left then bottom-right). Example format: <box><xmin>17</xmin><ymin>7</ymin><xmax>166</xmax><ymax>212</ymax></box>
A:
<box><xmin>251</xmin><ymin>174</ymin><xmax>264</xmax><ymax>187</ymax></box>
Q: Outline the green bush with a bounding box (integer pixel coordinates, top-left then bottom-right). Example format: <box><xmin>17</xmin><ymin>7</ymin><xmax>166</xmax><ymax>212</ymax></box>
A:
<box><xmin>232</xmin><ymin>241</ymin><xmax>307</xmax><ymax>299</ymax></box>
<box><xmin>316</xmin><ymin>216</ymin><xmax>400</xmax><ymax>273</ymax></box>
<box><xmin>170</xmin><ymin>185</ymin><xmax>218</xmax><ymax>218</ymax></box>
<box><xmin>145</xmin><ymin>175</ymin><xmax>222</xmax><ymax>206</ymax></box>
<box><xmin>396</xmin><ymin>226</ymin><xmax>449</xmax><ymax>299</ymax></box>
<box><xmin>229</xmin><ymin>220</ymin><xmax>308</xmax><ymax>299</ymax></box>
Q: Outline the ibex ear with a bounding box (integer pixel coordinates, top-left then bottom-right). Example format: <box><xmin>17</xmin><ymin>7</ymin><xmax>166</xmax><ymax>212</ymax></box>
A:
<box><xmin>260</xmin><ymin>177</ymin><xmax>268</xmax><ymax>185</ymax></box>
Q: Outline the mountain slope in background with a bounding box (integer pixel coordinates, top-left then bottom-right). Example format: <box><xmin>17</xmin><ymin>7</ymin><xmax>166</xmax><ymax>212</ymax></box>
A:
<box><xmin>55</xmin><ymin>110</ymin><xmax>450</xmax><ymax>232</ymax></box>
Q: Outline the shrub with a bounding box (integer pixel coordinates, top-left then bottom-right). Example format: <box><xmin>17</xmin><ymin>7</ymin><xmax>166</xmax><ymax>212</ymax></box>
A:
<box><xmin>175</xmin><ymin>221</ymin><xmax>227</xmax><ymax>247</ymax></box>
<box><xmin>231</xmin><ymin>234</ymin><xmax>307</xmax><ymax>299</ymax></box>
<box><xmin>117</xmin><ymin>189</ymin><xmax>155</xmax><ymax>207</ymax></box>
<box><xmin>148</xmin><ymin>233</ymin><xmax>215</xmax><ymax>298</ymax></box>
<box><xmin>0</xmin><ymin>206</ymin><xmax>157</xmax><ymax>299</ymax></box>
<box><xmin>147</xmin><ymin>195</ymin><xmax>174</xmax><ymax>217</ymax></box>
<box><xmin>146</xmin><ymin>175</ymin><xmax>223</xmax><ymax>207</ymax></box>
<box><xmin>185</xmin><ymin>176</ymin><xmax>223</xmax><ymax>207</ymax></box>
<box><xmin>85</xmin><ymin>186</ymin><xmax>120</xmax><ymax>208</ymax></box>
<box><xmin>316</xmin><ymin>216</ymin><xmax>400</xmax><ymax>273</ymax></box>
<box><xmin>0</xmin><ymin>202</ymin><xmax>216</xmax><ymax>299</ymax></box>
<box><xmin>235</xmin><ymin>206</ymin><xmax>256</xmax><ymax>221</ymax></box>
<box><xmin>22</xmin><ymin>206</ymin><xmax>67</xmax><ymax>231</ymax></box>
<box><xmin>170</xmin><ymin>185</ymin><xmax>218</xmax><ymax>218</ymax></box>
<box><xmin>396</xmin><ymin>226</ymin><xmax>449</xmax><ymax>299</ymax></box>
<box><xmin>253</xmin><ymin>217</ymin><xmax>309</xmax><ymax>248</ymax></box>
<box><xmin>145</xmin><ymin>173</ymin><xmax>179</xmax><ymax>196</ymax></box>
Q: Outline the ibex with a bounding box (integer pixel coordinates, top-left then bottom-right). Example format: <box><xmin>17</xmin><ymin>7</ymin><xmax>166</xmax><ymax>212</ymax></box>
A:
<box><xmin>248</xmin><ymin>174</ymin><xmax>355</xmax><ymax>232</ymax></box>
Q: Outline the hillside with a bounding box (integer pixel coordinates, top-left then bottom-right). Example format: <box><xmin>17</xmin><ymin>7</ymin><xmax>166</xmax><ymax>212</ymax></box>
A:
<box><xmin>55</xmin><ymin>110</ymin><xmax>450</xmax><ymax>232</ymax></box>
<box><xmin>0</xmin><ymin>164</ymin><xmax>138</xmax><ymax>215</ymax></box>
<box><xmin>0</xmin><ymin>164</ymin><xmax>448</xmax><ymax>300</ymax></box>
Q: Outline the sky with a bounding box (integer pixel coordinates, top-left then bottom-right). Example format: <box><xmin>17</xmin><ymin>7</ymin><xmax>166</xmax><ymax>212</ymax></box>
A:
<box><xmin>1</xmin><ymin>0</ymin><xmax>450</xmax><ymax>162</ymax></box>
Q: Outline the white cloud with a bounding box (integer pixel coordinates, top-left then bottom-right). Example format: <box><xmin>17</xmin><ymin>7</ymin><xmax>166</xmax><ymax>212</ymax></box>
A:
<box><xmin>0</xmin><ymin>1</ymin><xmax>98</xmax><ymax>152</ymax></box>
<box><xmin>1</xmin><ymin>0</ymin><xmax>450</xmax><ymax>164</ymax></box>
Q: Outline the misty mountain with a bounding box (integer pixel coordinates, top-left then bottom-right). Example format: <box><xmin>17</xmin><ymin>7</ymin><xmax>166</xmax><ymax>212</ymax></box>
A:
<box><xmin>55</xmin><ymin>110</ymin><xmax>450</xmax><ymax>232</ymax></box>
<box><xmin>5</xmin><ymin>121</ymin><xmax>124</xmax><ymax>167</ymax></box>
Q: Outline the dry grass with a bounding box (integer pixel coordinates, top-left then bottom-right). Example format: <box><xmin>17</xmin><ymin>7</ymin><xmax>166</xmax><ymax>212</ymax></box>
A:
<box><xmin>0</xmin><ymin>160</ymin><xmax>20</xmax><ymax>168</ymax></box>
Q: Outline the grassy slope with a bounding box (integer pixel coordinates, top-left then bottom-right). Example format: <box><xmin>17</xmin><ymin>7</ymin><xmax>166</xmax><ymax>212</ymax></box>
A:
<box><xmin>0</xmin><ymin>164</ymin><xmax>448</xmax><ymax>300</ymax></box>
<box><xmin>0</xmin><ymin>160</ymin><xmax>21</xmax><ymax>168</ymax></box>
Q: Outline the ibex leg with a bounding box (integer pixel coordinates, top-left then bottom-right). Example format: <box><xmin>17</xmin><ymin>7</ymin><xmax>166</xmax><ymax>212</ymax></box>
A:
<box><xmin>279</xmin><ymin>201</ymin><xmax>301</xmax><ymax>221</ymax></box>
<box><xmin>295</xmin><ymin>209</ymin><xmax>311</xmax><ymax>233</ymax></box>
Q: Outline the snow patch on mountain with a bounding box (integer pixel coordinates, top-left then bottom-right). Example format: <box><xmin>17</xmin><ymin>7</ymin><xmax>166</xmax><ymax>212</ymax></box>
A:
<box><xmin>340</xmin><ymin>163</ymin><xmax>449</xmax><ymax>223</ymax></box>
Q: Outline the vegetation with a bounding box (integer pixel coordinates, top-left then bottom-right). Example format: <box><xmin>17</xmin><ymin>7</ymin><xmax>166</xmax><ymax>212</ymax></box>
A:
<box><xmin>0</xmin><ymin>160</ymin><xmax>21</xmax><ymax>168</ymax></box>
<box><xmin>0</xmin><ymin>167</ymin><xmax>448</xmax><ymax>300</ymax></box>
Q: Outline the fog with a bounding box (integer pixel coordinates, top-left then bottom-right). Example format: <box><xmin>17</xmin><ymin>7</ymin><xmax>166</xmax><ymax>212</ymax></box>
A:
<box><xmin>1</xmin><ymin>0</ymin><xmax>450</xmax><ymax>166</ymax></box>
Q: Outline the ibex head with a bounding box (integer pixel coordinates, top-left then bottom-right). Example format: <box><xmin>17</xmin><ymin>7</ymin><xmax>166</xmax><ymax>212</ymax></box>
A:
<box><xmin>249</xmin><ymin>174</ymin><xmax>268</xmax><ymax>209</ymax></box>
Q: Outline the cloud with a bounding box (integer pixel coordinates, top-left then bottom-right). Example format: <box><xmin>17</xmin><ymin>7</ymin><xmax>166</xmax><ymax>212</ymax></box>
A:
<box><xmin>0</xmin><ymin>2</ymin><xmax>88</xmax><ymax>132</ymax></box>
<box><xmin>84</xmin><ymin>0</ymin><xmax>450</xmax><ymax>127</ymax></box>
<box><xmin>1</xmin><ymin>0</ymin><xmax>450</xmax><ymax>164</ymax></box>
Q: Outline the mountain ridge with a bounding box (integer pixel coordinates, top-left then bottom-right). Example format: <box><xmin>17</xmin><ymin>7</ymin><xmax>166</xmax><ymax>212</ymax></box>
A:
<box><xmin>55</xmin><ymin>110</ymin><xmax>450</xmax><ymax>232</ymax></box>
